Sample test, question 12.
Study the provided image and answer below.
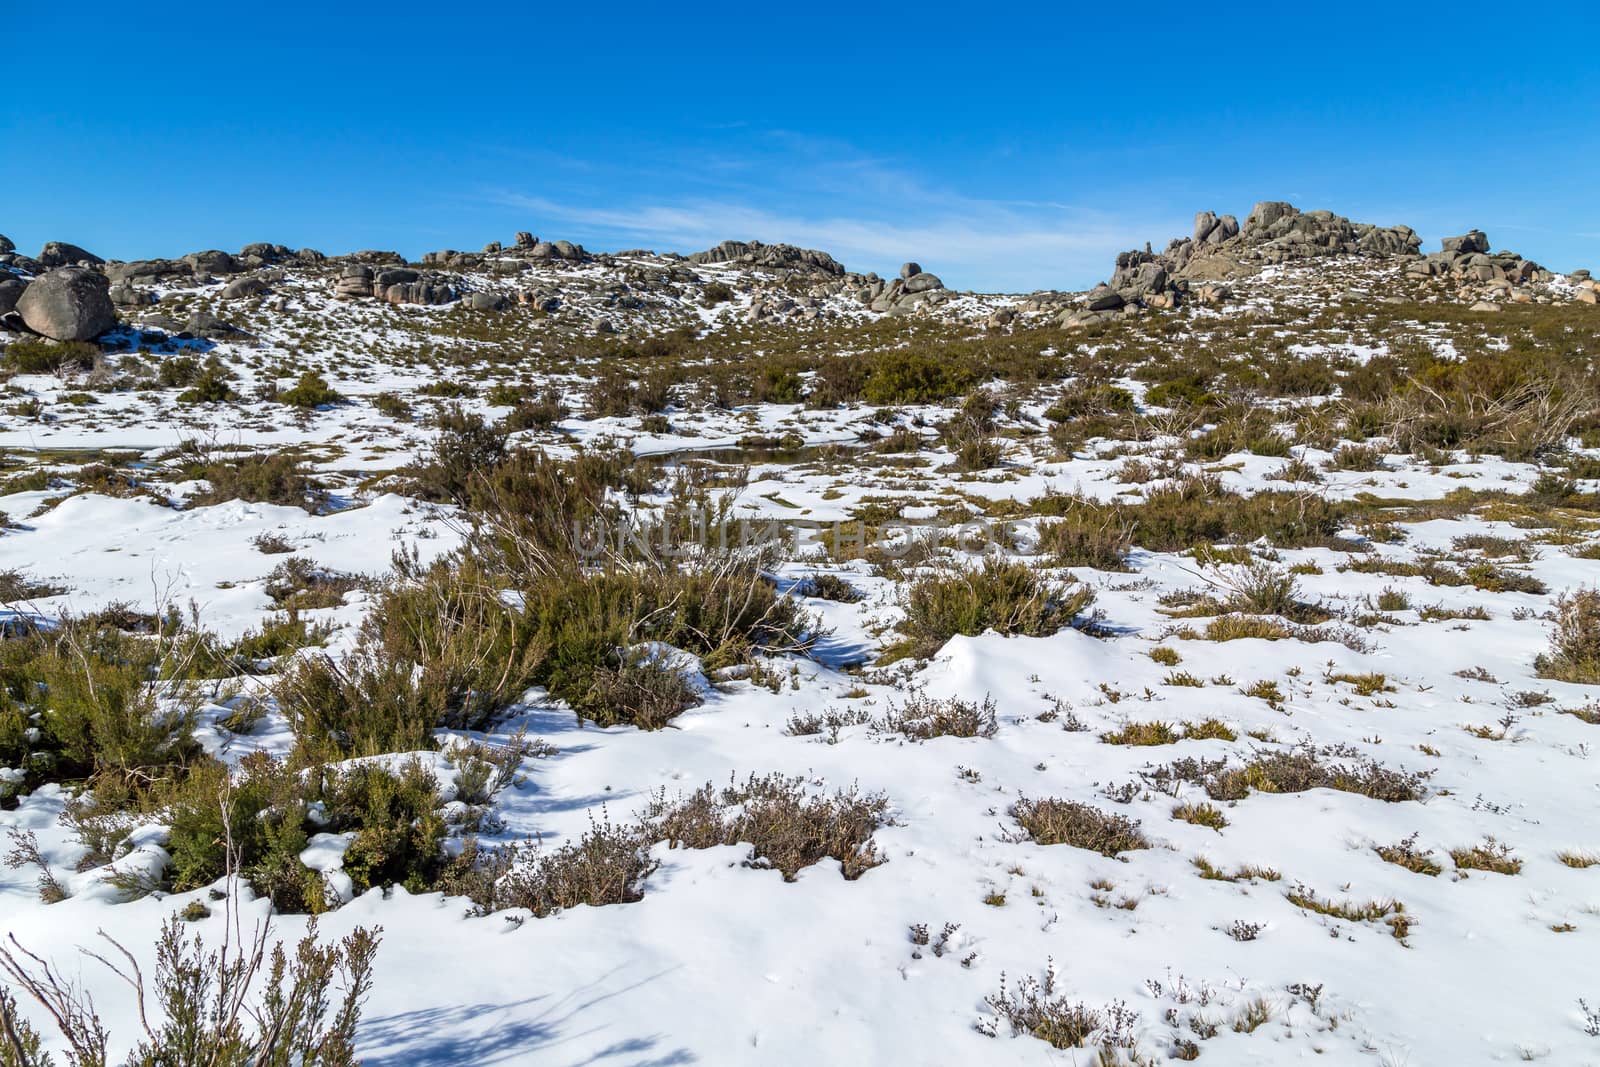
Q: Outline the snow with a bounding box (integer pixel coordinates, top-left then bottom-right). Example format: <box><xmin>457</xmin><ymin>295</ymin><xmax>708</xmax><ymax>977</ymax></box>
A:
<box><xmin>2</xmin><ymin>253</ymin><xmax>1599</xmax><ymax>1065</ymax></box>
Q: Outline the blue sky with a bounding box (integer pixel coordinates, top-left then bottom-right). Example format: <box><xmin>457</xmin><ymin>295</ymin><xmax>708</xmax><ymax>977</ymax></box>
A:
<box><xmin>7</xmin><ymin>3</ymin><xmax>1596</xmax><ymax>291</ymax></box>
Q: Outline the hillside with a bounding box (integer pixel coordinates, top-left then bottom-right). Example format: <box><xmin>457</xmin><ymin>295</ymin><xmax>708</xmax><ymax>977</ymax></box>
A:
<box><xmin>1</xmin><ymin>202</ymin><xmax>1599</xmax><ymax>1065</ymax></box>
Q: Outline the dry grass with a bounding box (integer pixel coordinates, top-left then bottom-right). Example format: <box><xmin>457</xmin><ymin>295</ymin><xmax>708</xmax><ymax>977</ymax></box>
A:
<box><xmin>1010</xmin><ymin>798</ymin><xmax>1149</xmax><ymax>856</ymax></box>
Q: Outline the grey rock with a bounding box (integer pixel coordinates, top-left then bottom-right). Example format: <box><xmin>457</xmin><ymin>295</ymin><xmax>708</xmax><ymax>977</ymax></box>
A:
<box><xmin>514</xmin><ymin>231</ymin><xmax>536</xmax><ymax>248</ymax></box>
<box><xmin>105</xmin><ymin>258</ymin><xmax>193</xmax><ymax>282</ymax></box>
<box><xmin>0</xmin><ymin>278</ymin><xmax>26</xmax><ymax>317</ymax></box>
<box><xmin>1243</xmin><ymin>201</ymin><xmax>1298</xmax><ymax>234</ymax></box>
<box><xmin>185</xmin><ymin>310</ymin><xmax>244</xmax><ymax>338</ymax></box>
<box><xmin>108</xmin><ymin>283</ymin><xmax>154</xmax><ymax>307</ymax></box>
<box><xmin>900</xmin><ymin>262</ymin><xmax>922</xmax><ymax>280</ymax></box>
<box><xmin>0</xmin><ymin>235</ymin><xmax>13</xmax><ymax>255</ymax></box>
<box><xmin>16</xmin><ymin>267</ymin><xmax>116</xmax><ymax>340</ymax></box>
<box><xmin>374</xmin><ymin>268</ymin><xmax>420</xmax><ymax>288</ymax></box>
<box><xmin>463</xmin><ymin>292</ymin><xmax>507</xmax><ymax>311</ymax></box>
<box><xmin>334</xmin><ymin>265</ymin><xmax>374</xmax><ymax>299</ymax></box>
<box><xmin>183</xmin><ymin>249</ymin><xmax>240</xmax><ymax>275</ymax></box>
<box><xmin>1085</xmin><ymin>285</ymin><xmax>1125</xmax><ymax>312</ymax></box>
<box><xmin>37</xmin><ymin>241</ymin><xmax>104</xmax><ymax>268</ymax></box>
<box><xmin>1441</xmin><ymin>230</ymin><xmax>1490</xmax><ymax>255</ymax></box>
<box><xmin>221</xmin><ymin>277</ymin><xmax>269</xmax><ymax>300</ymax></box>
<box><xmin>903</xmin><ymin>272</ymin><xmax>943</xmax><ymax>294</ymax></box>
<box><xmin>688</xmin><ymin>240</ymin><xmax>845</xmax><ymax>275</ymax></box>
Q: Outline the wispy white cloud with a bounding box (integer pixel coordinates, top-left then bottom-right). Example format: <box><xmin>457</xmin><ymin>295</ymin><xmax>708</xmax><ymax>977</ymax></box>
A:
<box><xmin>483</xmin><ymin>136</ymin><xmax>1184</xmax><ymax>291</ymax></box>
<box><xmin>490</xmin><ymin>192</ymin><xmax>1177</xmax><ymax>293</ymax></box>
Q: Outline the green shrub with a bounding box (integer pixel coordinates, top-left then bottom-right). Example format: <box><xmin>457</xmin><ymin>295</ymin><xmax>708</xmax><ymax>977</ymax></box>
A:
<box><xmin>897</xmin><ymin>557</ymin><xmax>1095</xmax><ymax>659</ymax></box>
<box><xmin>275</xmin><ymin>649</ymin><xmax>441</xmax><ymax>764</ymax></box>
<box><xmin>189</xmin><ymin>451</ymin><xmax>327</xmax><ymax>512</ymax></box>
<box><xmin>175</xmin><ymin>357</ymin><xmax>238</xmax><ymax>403</ymax></box>
<box><xmin>2</xmin><ymin>338</ymin><xmax>97</xmax><ymax>374</ymax></box>
<box><xmin>1536</xmin><ymin>588</ymin><xmax>1600</xmax><ymax>683</ymax></box>
<box><xmin>0</xmin><ymin>916</ymin><xmax>380</xmax><ymax>1067</ymax></box>
<box><xmin>278</xmin><ymin>370</ymin><xmax>343</xmax><ymax>408</ymax></box>
<box><xmin>862</xmin><ymin>351</ymin><xmax>975</xmax><ymax>405</ymax></box>
<box><xmin>1038</xmin><ymin>507</ymin><xmax>1133</xmax><ymax>570</ymax></box>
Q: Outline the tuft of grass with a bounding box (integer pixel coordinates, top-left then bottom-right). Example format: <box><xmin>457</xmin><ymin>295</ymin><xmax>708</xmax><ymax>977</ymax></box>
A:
<box><xmin>1557</xmin><ymin>849</ymin><xmax>1600</xmax><ymax>869</ymax></box>
<box><xmin>1450</xmin><ymin>837</ymin><xmax>1523</xmax><ymax>875</ymax></box>
<box><xmin>1102</xmin><ymin>721</ymin><xmax>1180</xmax><ymax>746</ymax></box>
<box><xmin>1171</xmin><ymin>802</ymin><xmax>1228</xmax><ymax>831</ymax></box>
<box><xmin>1287</xmin><ymin>884</ymin><xmax>1412</xmax><ymax>942</ymax></box>
<box><xmin>1192</xmin><ymin>857</ymin><xmax>1279</xmax><ymax>882</ymax></box>
<box><xmin>1375</xmin><ymin>833</ymin><xmax>1443</xmax><ymax>876</ymax></box>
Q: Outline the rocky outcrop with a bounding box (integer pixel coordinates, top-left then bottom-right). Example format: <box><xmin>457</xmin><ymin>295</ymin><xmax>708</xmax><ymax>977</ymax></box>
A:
<box><xmin>867</xmin><ymin>264</ymin><xmax>949</xmax><ymax>314</ymax></box>
<box><xmin>1404</xmin><ymin>229</ymin><xmax>1560</xmax><ymax>304</ymax></box>
<box><xmin>105</xmin><ymin>259</ymin><xmax>193</xmax><ymax>283</ymax></box>
<box><xmin>0</xmin><ymin>235</ymin><xmax>14</xmax><ymax>256</ymax></box>
<box><xmin>1097</xmin><ymin>202</ymin><xmax>1424</xmax><ymax>310</ymax></box>
<box><xmin>510</xmin><ymin>239</ymin><xmax>587</xmax><ymax>263</ymax></box>
<box><xmin>15</xmin><ymin>268</ymin><xmax>117</xmax><ymax>341</ymax></box>
<box><xmin>689</xmin><ymin>240</ymin><xmax>844</xmax><ymax>275</ymax></box>
<box><xmin>332</xmin><ymin>264</ymin><xmax>459</xmax><ymax>305</ymax></box>
<box><xmin>183</xmin><ymin>250</ymin><xmax>240</xmax><ymax>276</ymax></box>
<box><xmin>37</xmin><ymin>242</ymin><xmax>104</xmax><ymax>269</ymax></box>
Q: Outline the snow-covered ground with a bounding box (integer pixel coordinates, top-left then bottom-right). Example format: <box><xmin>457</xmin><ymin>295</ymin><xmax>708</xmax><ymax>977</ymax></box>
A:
<box><xmin>3</xmin><ymin>254</ymin><xmax>1600</xmax><ymax>1066</ymax></box>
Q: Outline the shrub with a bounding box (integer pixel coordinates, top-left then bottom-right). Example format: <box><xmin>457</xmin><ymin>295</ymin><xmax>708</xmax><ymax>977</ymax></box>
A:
<box><xmin>175</xmin><ymin>357</ymin><xmax>239</xmax><ymax>403</ymax></box>
<box><xmin>2</xmin><ymin>338</ymin><xmax>97</xmax><ymax>374</ymax></box>
<box><xmin>1038</xmin><ymin>508</ymin><xmax>1133</xmax><ymax>570</ymax></box>
<box><xmin>897</xmin><ymin>557</ymin><xmax>1095</xmax><ymax>659</ymax></box>
<box><xmin>1375</xmin><ymin>833</ymin><xmax>1442</xmax><ymax>876</ymax></box>
<box><xmin>980</xmin><ymin>965</ymin><xmax>1128</xmax><ymax>1051</ymax></box>
<box><xmin>274</xmin><ymin>649</ymin><xmax>441</xmax><ymax>764</ymax></box>
<box><xmin>407</xmin><ymin>406</ymin><xmax>506</xmax><ymax>505</ymax></box>
<box><xmin>324</xmin><ymin>757</ymin><xmax>448</xmax><ymax>894</ymax></box>
<box><xmin>881</xmin><ymin>693</ymin><xmax>998</xmax><ymax>739</ymax></box>
<box><xmin>372</xmin><ymin>391</ymin><xmax>412</xmax><ymax>419</ymax></box>
<box><xmin>703</xmin><ymin>281</ymin><xmax>735</xmax><ymax>305</ymax></box>
<box><xmin>862</xmin><ymin>351</ymin><xmax>975</xmax><ymax>405</ymax></box>
<box><xmin>1202</xmin><ymin>746</ymin><xmax>1426</xmax><ymax>803</ymax></box>
<box><xmin>1102</xmin><ymin>721</ymin><xmax>1181</xmax><ymax>746</ymax></box>
<box><xmin>0</xmin><ymin>917</ymin><xmax>379</xmax><ymax>1067</ymax></box>
<box><xmin>166</xmin><ymin>752</ymin><xmax>449</xmax><ymax>908</ymax></box>
<box><xmin>190</xmin><ymin>451</ymin><xmax>327</xmax><ymax>512</ymax></box>
<box><xmin>465</xmin><ymin>813</ymin><xmax>658</xmax><ymax>917</ymax></box>
<box><xmin>1009</xmin><ymin>797</ymin><xmax>1148</xmax><ymax>855</ymax></box>
<box><xmin>582</xmin><ymin>652</ymin><xmax>701</xmax><ymax>730</ymax></box>
<box><xmin>796</xmin><ymin>573</ymin><xmax>861</xmax><ymax>602</ymax></box>
<box><xmin>1535</xmin><ymin>588</ymin><xmax>1600</xmax><ymax>683</ymax></box>
<box><xmin>278</xmin><ymin>370</ymin><xmax>343</xmax><ymax>408</ymax></box>
<box><xmin>0</xmin><ymin>621</ymin><xmax>206</xmax><ymax>797</ymax></box>
<box><xmin>649</xmin><ymin>774</ymin><xmax>889</xmax><ymax>880</ymax></box>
